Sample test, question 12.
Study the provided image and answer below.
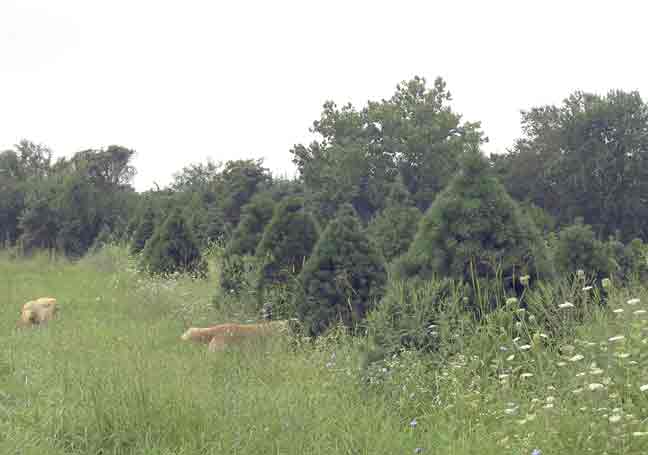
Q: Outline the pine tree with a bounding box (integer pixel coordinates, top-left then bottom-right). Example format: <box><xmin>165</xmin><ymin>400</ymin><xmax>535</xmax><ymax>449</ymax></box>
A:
<box><xmin>130</xmin><ymin>205</ymin><xmax>156</xmax><ymax>255</ymax></box>
<box><xmin>141</xmin><ymin>209</ymin><xmax>207</xmax><ymax>277</ymax></box>
<box><xmin>297</xmin><ymin>204</ymin><xmax>387</xmax><ymax>336</ymax></box>
<box><xmin>396</xmin><ymin>149</ymin><xmax>552</xmax><ymax>290</ymax></box>
<box><xmin>367</xmin><ymin>176</ymin><xmax>422</xmax><ymax>263</ymax></box>
<box><xmin>220</xmin><ymin>193</ymin><xmax>276</xmax><ymax>292</ymax></box>
<box><xmin>255</xmin><ymin>196</ymin><xmax>319</xmax><ymax>299</ymax></box>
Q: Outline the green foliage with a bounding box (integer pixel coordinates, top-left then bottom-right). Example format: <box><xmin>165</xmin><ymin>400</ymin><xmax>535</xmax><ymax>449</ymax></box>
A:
<box><xmin>396</xmin><ymin>150</ymin><xmax>552</xmax><ymax>293</ymax></box>
<box><xmin>553</xmin><ymin>220</ymin><xmax>612</xmax><ymax>278</ymax></box>
<box><xmin>365</xmin><ymin>278</ymin><xmax>469</xmax><ymax>357</ymax></box>
<box><xmin>130</xmin><ymin>204</ymin><xmax>156</xmax><ymax>255</ymax></box>
<box><xmin>367</xmin><ymin>177</ymin><xmax>421</xmax><ymax>263</ymax></box>
<box><xmin>220</xmin><ymin>193</ymin><xmax>276</xmax><ymax>293</ymax></box>
<box><xmin>255</xmin><ymin>196</ymin><xmax>319</xmax><ymax>293</ymax></box>
<box><xmin>141</xmin><ymin>209</ymin><xmax>207</xmax><ymax>277</ymax></box>
<box><xmin>291</xmin><ymin>76</ymin><xmax>484</xmax><ymax>225</ymax></box>
<box><xmin>296</xmin><ymin>204</ymin><xmax>387</xmax><ymax>336</ymax></box>
<box><xmin>495</xmin><ymin>89</ymin><xmax>648</xmax><ymax>240</ymax></box>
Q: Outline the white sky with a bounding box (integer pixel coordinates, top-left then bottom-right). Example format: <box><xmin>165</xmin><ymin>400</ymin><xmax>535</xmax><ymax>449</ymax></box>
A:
<box><xmin>1</xmin><ymin>0</ymin><xmax>646</xmax><ymax>191</ymax></box>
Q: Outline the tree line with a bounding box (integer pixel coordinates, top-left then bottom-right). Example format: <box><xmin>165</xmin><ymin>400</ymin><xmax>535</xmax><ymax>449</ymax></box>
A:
<box><xmin>3</xmin><ymin>76</ymin><xmax>648</xmax><ymax>337</ymax></box>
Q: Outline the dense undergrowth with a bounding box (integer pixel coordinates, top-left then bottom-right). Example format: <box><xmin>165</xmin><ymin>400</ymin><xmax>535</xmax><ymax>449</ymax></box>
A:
<box><xmin>3</xmin><ymin>246</ymin><xmax>648</xmax><ymax>454</ymax></box>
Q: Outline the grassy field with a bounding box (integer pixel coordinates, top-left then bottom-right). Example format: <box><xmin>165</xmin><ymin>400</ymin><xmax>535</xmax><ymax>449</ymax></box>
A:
<box><xmin>3</xmin><ymin>247</ymin><xmax>648</xmax><ymax>454</ymax></box>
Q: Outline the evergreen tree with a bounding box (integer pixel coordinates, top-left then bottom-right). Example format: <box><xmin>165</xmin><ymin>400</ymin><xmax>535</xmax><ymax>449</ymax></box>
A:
<box><xmin>367</xmin><ymin>176</ymin><xmax>422</xmax><ymax>263</ymax></box>
<box><xmin>130</xmin><ymin>205</ymin><xmax>156</xmax><ymax>255</ymax></box>
<box><xmin>255</xmin><ymin>196</ymin><xmax>318</xmax><ymax>298</ymax></box>
<box><xmin>220</xmin><ymin>192</ymin><xmax>276</xmax><ymax>292</ymax></box>
<box><xmin>141</xmin><ymin>209</ymin><xmax>207</xmax><ymax>277</ymax></box>
<box><xmin>297</xmin><ymin>204</ymin><xmax>387</xmax><ymax>336</ymax></box>
<box><xmin>396</xmin><ymin>149</ymin><xmax>552</xmax><ymax>291</ymax></box>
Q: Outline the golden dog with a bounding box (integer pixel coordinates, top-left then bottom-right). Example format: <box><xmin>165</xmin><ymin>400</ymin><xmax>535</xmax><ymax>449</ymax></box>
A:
<box><xmin>180</xmin><ymin>320</ymin><xmax>291</xmax><ymax>351</ymax></box>
<box><xmin>18</xmin><ymin>297</ymin><xmax>58</xmax><ymax>327</ymax></box>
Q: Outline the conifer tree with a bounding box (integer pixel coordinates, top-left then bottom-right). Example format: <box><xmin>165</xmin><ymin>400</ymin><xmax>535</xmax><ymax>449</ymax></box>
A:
<box><xmin>220</xmin><ymin>193</ymin><xmax>276</xmax><ymax>292</ymax></box>
<box><xmin>297</xmin><ymin>204</ymin><xmax>387</xmax><ymax>336</ymax></box>
<box><xmin>130</xmin><ymin>205</ymin><xmax>156</xmax><ymax>255</ymax></box>
<box><xmin>255</xmin><ymin>196</ymin><xmax>318</xmax><ymax>298</ymax></box>
<box><xmin>367</xmin><ymin>176</ymin><xmax>422</xmax><ymax>263</ymax></box>
<box><xmin>141</xmin><ymin>208</ymin><xmax>207</xmax><ymax>277</ymax></box>
<box><xmin>397</xmin><ymin>149</ymin><xmax>552</xmax><ymax>289</ymax></box>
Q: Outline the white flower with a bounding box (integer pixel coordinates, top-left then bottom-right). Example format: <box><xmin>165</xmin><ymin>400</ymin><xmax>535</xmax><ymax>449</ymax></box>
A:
<box><xmin>519</xmin><ymin>344</ymin><xmax>532</xmax><ymax>351</ymax></box>
<box><xmin>576</xmin><ymin>269</ymin><xmax>585</xmax><ymax>279</ymax></box>
<box><xmin>634</xmin><ymin>310</ymin><xmax>647</xmax><ymax>316</ymax></box>
<box><xmin>639</xmin><ymin>384</ymin><xmax>648</xmax><ymax>392</ymax></box>
<box><xmin>609</xmin><ymin>415</ymin><xmax>622</xmax><ymax>423</ymax></box>
<box><xmin>559</xmin><ymin>302</ymin><xmax>575</xmax><ymax>309</ymax></box>
<box><xmin>590</xmin><ymin>368</ymin><xmax>604</xmax><ymax>375</ymax></box>
<box><xmin>608</xmin><ymin>335</ymin><xmax>625</xmax><ymax>343</ymax></box>
<box><xmin>627</xmin><ymin>298</ymin><xmax>641</xmax><ymax>305</ymax></box>
<box><xmin>602</xmin><ymin>278</ymin><xmax>612</xmax><ymax>289</ymax></box>
<box><xmin>506</xmin><ymin>297</ymin><xmax>518</xmax><ymax>306</ymax></box>
<box><xmin>633</xmin><ymin>432</ymin><xmax>648</xmax><ymax>437</ymax></box>
<box><xmin>582</xmin><ymin>286</ymin><xmax>593</xmax><ymax>291</ymax></box>
<box><xmin>588</xmin><ymin>383</ymin><xmax>605</xmax><ymax>391</ymax></box>
<box><xmin>613</xmin><ymin>308</ymin><xmax>624</xmax><ymax>314</ymax></box>
<box><xmin>569</xmin><ymin>354</ymin><xmax>584</xmax><ymax>362</ymax></box>
<box><xmin>520</xmin><ymin>373</ymin><xmax>534</xmax><ymax>379</ymax></box>
<box><xmin>506</xmin><ymin>354</ymin><xmax>515</xmax><ymax>361</ymax></box>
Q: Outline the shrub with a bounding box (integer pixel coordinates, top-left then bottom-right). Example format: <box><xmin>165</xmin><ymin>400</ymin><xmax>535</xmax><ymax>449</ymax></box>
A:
<box><xmin>296</xmin><ymin>204</ymin><xmax>387</xmax><ymax>336</ymax></box>
<box><xmin>141</xmin><ymin>209</ymin><xmax>207</xmax><ymax>277</ymax></box>
<box><xmin>553</xmin><ymin>220</ymin><xmax>612</xmax><ymax>278</ymax></box>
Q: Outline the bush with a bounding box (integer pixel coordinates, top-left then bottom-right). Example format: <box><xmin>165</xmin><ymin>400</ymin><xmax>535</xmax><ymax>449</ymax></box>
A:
<box><xmin>553</xmin><ymin>220</ymin><xmax>612</xmax><ymax>278</ymax></box>
<box><xmin>296</xmin><ymin>204</ymin><xmax>387</xmax><ymax>336</ymax></box>
<box><xmin>367</xmin><ymin>177</ymin><xmax>422</xmax><ymax>263</ymax></box>
<box><xmin>141</xmin><ymin>209</ymin><xmax>207</xmax><ymax>277</ymax></box>
<box><xmin>365</xmin><ymin>278</ymin><xmax>470</xmax><ymax>357</ymax></box>
<box><xmin>395</xmin><ymin>149</ymin><xmax>552</xmax><ymax>297</ymax></box>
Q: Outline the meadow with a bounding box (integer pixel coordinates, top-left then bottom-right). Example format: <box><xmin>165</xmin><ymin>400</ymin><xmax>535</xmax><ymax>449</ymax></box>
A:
<box><xmin>2</xmin><ymin>246</ymin><xmax>648</xmax><ymax>454</ymax></box>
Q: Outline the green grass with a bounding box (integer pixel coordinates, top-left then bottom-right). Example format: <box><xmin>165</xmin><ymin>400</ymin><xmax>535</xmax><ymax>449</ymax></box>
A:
<box><xmin>3</xmin><ymin>247</ymin><xmax>648</xmax><ymax>454</ymax></box>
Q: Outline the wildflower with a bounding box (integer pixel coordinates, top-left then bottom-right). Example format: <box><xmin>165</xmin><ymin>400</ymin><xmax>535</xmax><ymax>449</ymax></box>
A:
<box><xmin>634</xmin><ymin>310</ymin><xmax>647</xmax><ymax>316</ymax></box>
<box><xmin>520</xmin><ymin>373</ymin><xmax>534</xmax><ymax>379</ymax></box>
<box><xmin>414</xmin><ymin>448</ymin><xmax>423</xmax><ymax>454</ymax></box>
<box><xmin>613</xmin><ymin>308</ymin><xmax>624</xmax><ymax>314</ymax></box>
<box><xmin>572</xmin><ymin>388</ymin><xmax>584</xmax><ymax>394</ymax></box>
<box><xmin>531</xmin><ymin>449</ymin><xmax>542</xmax><ymax>455</ymax></box>
<box><xmin>520</xmin><ymin>275</ymin><xmax>530</xmax><ymax>286</ymax></box>
<box><xmin>559</xmin><ymin>302</ymin><xmax>575</xmax><ymax>309</ymax></box>
<box><xmin>506</xmin><ymin>297</ymin><xmax>518</xmax><ymax>306</ymax></box>
<box><xmin>602</xmin><ymin>278</ymin><xmax>612</xmax><ymax>289</ymax></box>
<box><xmin>633</xmin><ymin>432</ymin><xmax>648</xmax><ymax>437</ymax></box>
<box><xmin>608</xmin><ymin>335</ymin><xmax>625</xmax><ymax>343</ymax></box>
<box><xmin>639</xmin><ymin>384</ymin><xmax>648</xmax><ymax>392</ymax></box>
<box><xmin>546</xmin><ymin>396</ymin><xmax>555</xmax><ymax>403</ymax></box>
<box><xmin>519</xmin><ymin>344</ymin><xmax>532</xmax><ymax>351</ymax></box>
<box><xmin>499</xmin><ymin>346</ymin><xmax>509</xmax><ymax>352</ymax></box>
<box><xmin>409</xmin><ymin>418</ymin><xmax>417</xmax><ymax>428</ymax></box>
<box><xmin>627</xmin><ymin>298</ymin><xmax>641</xmax><ymax>305</ymax></box>
<box><xmin>569</xmin><ymin>354</ymin><xmax>584</xmax><ymax>362</ymax></box>
<box><xmin>588</xmin><ymin>383</ymin><xmax>605</xmax><ymax>391</ymax></box>
<box><xmin>609</xmin><ymin>415</ymin><xmax>622</xmax><ymax>423</ymax></box>
<box><xmin>590</xmin><ymin>368</ymin><xmax>604</xmax><ymax>375</ymax></box>
<box><xmin>506</xmin><ymin>354</ymin><xmax>515</xmax><ymax>361</ymax></box>
<box><xmin>582</xmin><ymin>285</ymin><xmax>593</xmax><ymax>291</ymax></box>
<box><xmin>576</xmin><ymin>269</ymin><xmax>585</xmax><ymax>279</ymax></box>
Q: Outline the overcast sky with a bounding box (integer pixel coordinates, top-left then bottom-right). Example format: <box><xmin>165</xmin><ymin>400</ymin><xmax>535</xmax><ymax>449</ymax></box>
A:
<box><xmin>1</xmin><ymin>0</ymin><xmax>646</xmax><ymax>191</ymax></box>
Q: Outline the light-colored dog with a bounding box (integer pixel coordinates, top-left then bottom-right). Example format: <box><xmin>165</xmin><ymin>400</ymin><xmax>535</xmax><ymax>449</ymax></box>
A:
<box><xmin>180</xmin><ymin>320</ymin><xmax>292</xmax><ymax>351</ymax></box>
<box><xmin>18</xmin><ymin>297</ymin><xmax>58</xmax><ymax>327</ymax></box>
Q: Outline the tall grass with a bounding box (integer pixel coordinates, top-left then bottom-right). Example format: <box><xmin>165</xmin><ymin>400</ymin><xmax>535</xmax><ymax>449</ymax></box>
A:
<box><xmin>2</xmin><ymin>246</ymin><xmax>648</xmax><ymax>454</ymax></box>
